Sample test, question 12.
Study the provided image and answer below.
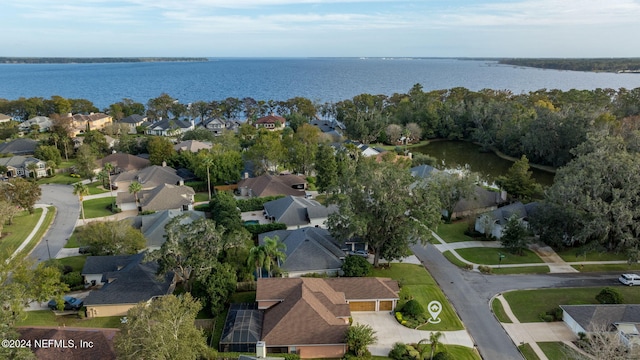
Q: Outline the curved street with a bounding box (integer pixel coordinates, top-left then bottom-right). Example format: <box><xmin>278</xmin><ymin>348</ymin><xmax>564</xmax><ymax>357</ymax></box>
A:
<box><xmin>29</xmin><ymin>184</ymin><xmax>79</xmax><ymax>263</ymax></box>
<box><xmin>412</xmin><ymin>242</ymin><xmax>620</xmax><ymax>359</ymax></box>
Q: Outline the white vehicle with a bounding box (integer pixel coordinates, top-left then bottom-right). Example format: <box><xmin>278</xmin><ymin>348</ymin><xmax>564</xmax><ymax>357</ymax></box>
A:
<box><xmin>619</xmin><ymin>274</ymin><xmax>640</xmax><ymax>286</ymax></box>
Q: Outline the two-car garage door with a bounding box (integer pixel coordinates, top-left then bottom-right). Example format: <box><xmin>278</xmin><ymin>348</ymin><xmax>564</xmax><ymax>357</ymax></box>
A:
<box><xmin>349</xmin><ymin>301</ymin><xmax>394</xmax><ymax>312</ymax></box>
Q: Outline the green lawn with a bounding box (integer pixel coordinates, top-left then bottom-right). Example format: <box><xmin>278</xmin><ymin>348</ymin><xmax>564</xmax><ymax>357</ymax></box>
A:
<box><xmin>20</xmin><ymin>206</ymin><xmax>56</xmax><ymax>257</ymax></box>
<box><xmin>194</xmin><ymin>193</ymin><xmax>210</xmax><ymax>202</ymax></box>
<box><xmin>0</xmin><ymin>208</ymin><xmax>43</xmax><ymax>261</ymax></box>
<box><xmin>455</xmin><ymin>248</ymin><xmax>544</xmax><ymax>265</ymax></box>
<box><xmin>503</xmin><ymin>287</ymin><xmax>640</xmax><ymax>323</ymax></box>
<box><xmin>518</xmin><ymin>343</ymin><xmax>540</xmax><ymax>360</ymax></box>
<box><xmin>52</xmin><ymin>255</ymin><xmax>88</xmax><ymax>272</ymax></box>
<box><xmin>37</xmin><ymin>172</ymin><xmax>80</xmax><ymax>185</ymax></box>
<box><xmin>64</xmin><ymin>228</ymin><xmax>81</xmax><ymax>248</ymax></box>
<box><xmin>538</xmin><ymin>342</ymin><xmax>587</xmax><ymax>360</ymax></box>
<box><xmin>86</xmin><ymin>181</ymin><xmax>110</xmax><ymax>195</ymax></box>
<box><xmin>492</xmin><ymin>266</ymin><xmax>549</xmax><ymax>274</ymax></box>
<box><xmin>555</xmin><ymin>244</ymin><xmax>627</xmax><ymax>262</ymax></box>
<box><xmin>17</xmin><ymin>310</ymin><xmax>121</xmax><ymax>328</ymax></box>
<box><xmin>572</xmin><ymin>263</ymin><xmax>640</xmax><ymax>272</ymax></box>
<box><xmin>371</xmin><ymin>263</ymin><xmax>464</xmax><ymax>331</ymax></box>
<box><xmin>491</xmin><ymin>298</ymin><xmax>512</xmax><ymax>323</ymax></box>
<box><xmin>442</xmin><ymin>251</ymin><xmax>470</xmax><ymax>268</ymax></box>
<box><xmin>435</xmin><ymin>221</ymin><xmax>476</xmax><ymax>243</ymax></box>
<box><xmin>82</xmin><ymin>197</ymin><xmax>116</xmax><ymax>219</ymax></box>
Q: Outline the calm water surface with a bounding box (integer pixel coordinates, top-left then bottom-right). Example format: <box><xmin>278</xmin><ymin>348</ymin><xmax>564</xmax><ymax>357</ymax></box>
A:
<box><xmin>1</xmin><ymin>58</ymin><xmax>640</xmax><ymax>109</ymax></box>
<box><xmin>413</xmin><ymin>141</ymin><xmax>555</xmax><ymax>186</ymax></box>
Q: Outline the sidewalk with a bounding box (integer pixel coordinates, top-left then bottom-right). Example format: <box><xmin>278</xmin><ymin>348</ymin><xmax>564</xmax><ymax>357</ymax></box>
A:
<box><xmin>493</xmin><ymin>294</ymin><xmax>588</xmax><ymax>360</ymax></box>
<box><xmin>8</xmin><ymin>204</ymin><xmax>49</xmax><ymax>261</ymax></box>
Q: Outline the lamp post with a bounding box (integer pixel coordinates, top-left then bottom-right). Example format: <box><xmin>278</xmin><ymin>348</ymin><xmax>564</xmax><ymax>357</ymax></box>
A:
<box><xmin>498</xmin><ymin>253</ymin><xmax>505</xmax><ymax>268</ymax></box>
<box><xmin>45</xmin><ymin>239</ymin><xmax>51</xmax><ymax>260</ymax></box>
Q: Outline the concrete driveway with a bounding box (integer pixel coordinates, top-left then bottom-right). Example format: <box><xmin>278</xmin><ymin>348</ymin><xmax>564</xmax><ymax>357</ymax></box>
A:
<box><xmin>351</xmin><ymin>312</ymin><xmax>474</xmax><ymax>356</ymax></box>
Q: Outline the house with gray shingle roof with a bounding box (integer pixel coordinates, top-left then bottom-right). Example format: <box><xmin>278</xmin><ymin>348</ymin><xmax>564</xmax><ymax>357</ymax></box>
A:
<box><xmin>561</xmin><ymin>304</ymin><xmax>640</xmax><ymax>348</ymax></box>
<box><xmin>0</xmin><ymin>155</ymin><xmax>47</xmax><ymax>178</ymax></box>
<box><xmin>202</xmin><ymin>117</ymin><xmax>226</xmax><ymax>135</ymax></box>
<box><xmin>263</xmin><ymin>195</ymin><xmax>338</xmax><ymax>229</ymax></box>
<box><xmin>82</xmin><ymin>252</ymin><xmax>175</xmax><ymax>318</ymax></box>
<box><xmin>145</xmin><ymin>118</ymin><xmax>194</xmax><ymax>136</ymax></box>
<box><xmin>0</xmin><ymin>138</ymin><xmax>38</xmax><ymax>155</ymax></box>
<box><xmin>259</xmin><ymin>227</ymin><xmax>346</xmax><ymax>277</ymax></box>
<box><xmin>112</xmin><ymin>164</ymin><xmax>183</xmax><ymax>190</ymax></box>
<box><xmin>474</xmin><ymin>201</ymin><xmax>538</xmax><ymax>239</ymax></box>
<box><xmin>18</xmin><ymin>116</ymin><xmax>52</xmax><ymax>132</ymax></box>
<box><xmin>96</xmin><ymin>153</ymin><xmax>150</xmax><ymax>174</ymax></box>
<box><xmin>120</xmin><ymin>114</ymin><xmax>148</xmax><ymax>134</ymax></box>
<box><xmin>237</xmin><ymin>173</ymin><xmax>307</xmax><ymax>198</ymax></box>
<box><xmin>136</xmin><ymin>210</ymin><xmax>205</xmax><ymax>250</ymax></box>
<box><xmin>116</xmin><ymin>183</ymin><xmax>194</xmax><ymax>212</ymax></box>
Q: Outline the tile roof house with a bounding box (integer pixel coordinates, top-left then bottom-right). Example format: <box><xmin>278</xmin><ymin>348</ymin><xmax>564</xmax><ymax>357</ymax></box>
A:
<box><xmin>82</xmin><ymin>253</ymin><xmax>175</xmax><ymax>318</ymax></box>
<box><xmin>263</xmin><ymin>196</ymin><xmax>338</xmax><ymax>229</ymax></box>
<box><xmin>135</xmin><ymin>210</ymin><xmax>205</xmax><ymax>250</ymax></box>
<box><xmin>116</xmin><ymin>183</ymin><xmax>195</xmax><ymax>212</ymax></box>
<box><xmin>145</xmin><ymin>119</ymin><xmax>194</xmax><ymax>136</ymax></box>
<box><xmin>561</xmin><ymin>304</ymin><xmax>640</xmax><ymax>348</ymax></box>
<box><xmin>258</xmin><ymin>227</ymin><xmax>346</xmax><ymax>277</ymax></box>
<box><xmin>112</xmin><ymin>164</ymin><xmax>183</xmax><ymax>190</ymax></box>
<box><xmin>237</xmin><ymin>173</ymin><xmax>307</xmax><ymax>197</ymax></box>
<box><xmin>18</xmin><ymin>116</ymin><xmax>52</xmax><ymax>132</ymax></box>
<box><xmin>18</xmin><ymin>327</ymin><xmax>118</xmax><ymax>360</ymax></box>
<box><xmin>96</xmin><ymin>153</ymin><xmax>151</xmax><ymax>174</ymax></box>
<box><xmin>220</xmin><ymin>277</ymin><xmax>399</xmax><ymax>358</ymax></box>
<box><xmin>254</xmin><ymin>114</ymin><xmax>286</xmax><ymax>131</ymax></box>
<box><xmin>120</xmin><ymin>114</ymin><xmax>148</xmax><ymax>134</ymax></box>
<box><xmin>0</xmin><ymin>138</ymin><xmax>38</xmax><ymax>155</ymax></box>
<box><xmin>474</xmin><ymin>201</ymin><xmax>538</xmax><ymax>239</ymax></box>
<box><xmin>173</xmin><ymin>140</ymin><xmax>212</xmax><ymax>153</ymax></box>
<box><xmin>0</xmin><ymin>155</ymin><xmax>48</xmax><ymax>178</ymax></box>
<box><xmin>61</xmin><ymin>113</ymin><xmax>113</xmax><ymax>136</ymax></box>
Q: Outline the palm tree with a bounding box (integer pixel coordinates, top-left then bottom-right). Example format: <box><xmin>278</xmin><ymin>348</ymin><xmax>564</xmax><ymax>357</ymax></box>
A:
<box><xmin>248</xmin><ymin>245</ymin><xmax>266</xmax><ymax>279</ymax></box>
<box><xmin>96</xmin><ymin>170</ymin><xmax>108</xmax><ymax>188</ymax></box>
<box><xmin>262</xmin><ymin>236</ymin><xmax>287</xmax><ymax>277</ymax></box>
<box><xmin>103</xmin><ymin>163</ymin><xmax>115</xmax><ymax>206</ymax></box>
<box><xmin>27</xmin><ymin>162</ymin><xmax>39</xmax><ymax>181</ymax></box>
<box><xmin>202</xmin><ymin>156</ymin><xmax>214</xmax><ymax>201</ymax></box>
<box><xmin>73</xmin><ymin>182</ymin><xmax>89</xmax><ymax>222</ymax></box>
<box><xmin>128</xmin><ymin>181</ymin><xmax>143</xmax><ymax>210</ymax></box>
<box><xmin>45</xmin><ymin>160</ymin><xmax>57</xmax><ymax>177</ymax></box>
<box><xmin>429</xmin><ymin>331</ymin><xmax>443</xmax><ymax>360</ymax></box>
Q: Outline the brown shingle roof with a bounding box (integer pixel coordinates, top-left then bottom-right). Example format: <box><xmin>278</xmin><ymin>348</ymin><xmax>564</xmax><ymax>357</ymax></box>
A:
<box><xmin>255</xmin><ymin>114</ymin><xmax>286</xmax><ymax>125</ymax></box>
<box><xmin>257</xmin><ymin>278</ymin><xmax>349</xmax><ymax>346</ymax></box>
<box><xmin>97</xmin><ymin>153</ymin><xmax>150</xmax><ymax>173</ymax></box>
<box><xmin>325</xmin><ymin>277</ymin><xmax>400</xmax><ymax>300</ymax></box>
<box><xmin>238</xmin><ymin>173</ymin><xmax>307</xmax><ymax>197</ymax></box>
<box><xmin>139</xmin><ymin>184</ymin><xmax>195</xmax><ymax>211</ymax></box>
<box><xmin>18</xmin><ymin>327</ymin><xmax>117</xmax><ymax>360</ymax></box>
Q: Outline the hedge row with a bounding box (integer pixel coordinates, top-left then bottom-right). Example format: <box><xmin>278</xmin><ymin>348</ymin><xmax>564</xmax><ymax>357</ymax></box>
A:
<box><xmin>236</xmin><ymin>195</ymin><xmax>284</xmax><ymax>212</ymax></box>
<box><xmin>243</xmin><ymin>222</ymin><xmax>287</xmax><ymax>235</ymax></box>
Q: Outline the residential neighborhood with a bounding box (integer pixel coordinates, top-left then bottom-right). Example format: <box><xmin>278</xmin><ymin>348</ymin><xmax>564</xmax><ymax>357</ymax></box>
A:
<box><xmin>1</xmin><ymin>88</ymin><xmax>639</xmax><ymax>360</ymax></box>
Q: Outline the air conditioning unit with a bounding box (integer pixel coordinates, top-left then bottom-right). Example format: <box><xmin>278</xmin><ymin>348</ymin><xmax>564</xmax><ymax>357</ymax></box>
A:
<box><xmin>256</xmin><ymin>341</ymin><xmax>266</xmax><ymax>358</ymax></box>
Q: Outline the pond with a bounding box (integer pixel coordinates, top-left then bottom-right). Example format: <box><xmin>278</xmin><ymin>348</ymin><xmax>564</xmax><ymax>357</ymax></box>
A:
<box><xmin>412</xmin><ymin>141</ymin><xmax>555</xmax><ymax>186</ymax></box>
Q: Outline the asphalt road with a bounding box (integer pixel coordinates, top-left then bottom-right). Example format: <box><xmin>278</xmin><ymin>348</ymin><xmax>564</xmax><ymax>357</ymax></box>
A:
<box><xmin>411</xmin><ymin>243</ymin><xmax>621</xmax><ymax>360</ymax></box>
<box><xmin>29</xmin><ymin>184</ymin><xmax>79</xmax><ymax>263</ymax></box>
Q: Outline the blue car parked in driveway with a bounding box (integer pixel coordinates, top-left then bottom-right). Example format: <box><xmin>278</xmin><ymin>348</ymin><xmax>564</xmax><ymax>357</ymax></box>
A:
<box><xmin>48</xmin><ymin>296</ymin><xmax>83</xmax><ymax>311</ymax></box>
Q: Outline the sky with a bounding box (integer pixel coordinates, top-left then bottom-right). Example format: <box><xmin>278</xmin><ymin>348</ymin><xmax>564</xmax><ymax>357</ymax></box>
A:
<box><xmin>2</xmin><ymin>0</ymin><xmax>640</xmax><ymax>58</ymax></box>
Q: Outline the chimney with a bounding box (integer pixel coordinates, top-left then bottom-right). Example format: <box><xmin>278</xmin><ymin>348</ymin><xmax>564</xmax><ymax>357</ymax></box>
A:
<box><xmin>256</xmin><ymin>341</ymin><xmax>266</xmax><ymax>358</ymax></box>
<box><xmin>162</xmin><ymin>161</ymin><xmax>167</xmax><ymax>167</ymax></box>
<box><xmin>244</xmin><ymin>172</ymin><xmax>249</xmax><ymax>179</ymax></box>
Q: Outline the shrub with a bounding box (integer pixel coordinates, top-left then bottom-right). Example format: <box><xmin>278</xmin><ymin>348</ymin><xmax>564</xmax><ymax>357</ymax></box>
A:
<box><xmin>342</xmin><ymin>255</ymin><xmax>372</xmax><ymax>277</ymax></box>
<box><xmin>61</xmin><ymin>271</ymin><xmax>83</xmax><ymax>288</ymax></box>
<box><xmin>478</xmin><ymin>265</ymin><xmax>493</xmax><ymax>274</ymax></box>
<box><xmin>185</xmin><ymin>181</ymin><xmax>208</xmax><ymax>192</ymax></box>
<box><xmin>433</xmin><ymin>351</ymin><xmax>454</xmax><ymax>360</ymax></box>
<box><xmin>596</xmin><ymin>287</ymin><xmax>624</xmax><ymax>304</ymax></box>
<box><xmin>139</xmin><ymin>210</ymin><xmax>155</xmax><ymax>215</ymax></box>
<box><xmin>538</xmin><ymin>313</ymin><xmax>555</xmax><ymax>322</ymax></box>
<box><xmin>194</xmin><ymin>204</ymin><xmax>210</xmax><ymax>211</ymax></box>
<box><xmin>388</xmin><ymin>342</ymin><xmax>408</xmax><ymax>360</ymax></box>
<box><xmin>401</xmin><ymin>299</ymin><xmax>424</xmax><ymax>318</ymax></box>
<box><xmin>236</xmin><ymin>195</ymin><xmax>284</xmax><ymax>212</ymax></box>
<box><xmin>243</xmin><ymin>222</ymin><xmax>287</xmax><ymax>235</ymax></box>
<box><xmin>283</xmin><ymin>354</ymin><xmax>300</xmax><ymax>360</ymax></box>
<box><xmin>464</xmin><ymin>263</ymin><xmax>474</xmax><ymax>271</ymax></box>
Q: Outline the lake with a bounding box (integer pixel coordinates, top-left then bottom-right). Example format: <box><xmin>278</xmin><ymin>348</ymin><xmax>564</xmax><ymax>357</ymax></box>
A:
<box><xmin>1</xmin><ymin>58</ymin><xmax>640</xmax><ymax>109</ymax></box>
<box><xmin>413</xmin><ymin>140</ymin><xmax>555</xmax><ymax>186</ymax></box>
